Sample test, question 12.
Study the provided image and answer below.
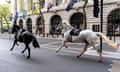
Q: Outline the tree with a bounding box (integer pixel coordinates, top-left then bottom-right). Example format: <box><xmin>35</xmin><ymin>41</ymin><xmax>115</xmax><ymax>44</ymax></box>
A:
<box><xmin>0</xmin><ymin>4</ymin><xmax>10</xmax><ymax>32</ymax></box>
<box><xmin>82</xmin><ymin>0</ymin><xmax>88</xmax><ymax>29</ymax></box>
<box><xmin>38</xmin><ymin>0</ymin><xmax>45</xmax><ymax>36</ymax></box>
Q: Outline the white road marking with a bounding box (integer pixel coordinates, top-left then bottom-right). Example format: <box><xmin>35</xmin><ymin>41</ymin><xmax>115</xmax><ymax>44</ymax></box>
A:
<box><xmin>117</xmin><ymin>45</ymin><xmax>120</xmax><ymax>52</ymax></box>
<box><xmin>40</xmin><ymin>41</ymin><xmax>120</xmax><ymax>59</ymax></box>
<box><xmin>40</xmin><ymin>42</ymin><xmax>61</xmax><ymax>46</ymax></box>
<box><xmin>41</xmin><ymin>45</ymin><xmax>80</xmax><ymax>50</ymax></box>
<box><xmin>107</xmin><ymin>69</ymin><xmax>111</xmax><ymax>72</ymax></box>
<box><xmin>40</xmin><ymin>42</ymin><xmax>100</xmax><ymax>51</ymax></box>
<box><xmin>42</xmin><ymin>46</ymin><xmax>120</xmax><ymax>59</ymax></box>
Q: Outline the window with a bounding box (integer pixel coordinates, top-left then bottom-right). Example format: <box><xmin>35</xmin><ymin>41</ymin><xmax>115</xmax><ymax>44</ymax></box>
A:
<box><xmin>56</xmin><ymin>0</ymin><xmax>62</xmax><ymax>6</ymax></box>
<box><xmin>70</xmin><ymin>13</ymin><xmax>84</xmax><ymax>29</ymax></box>
<box><xmin>27</xmin><ymin>0</ymin><xmax>33</xmax><ymax>12</ymax></box>
<box><xmin>92</xmin><ymin>25</ymin><xmax>100</xmax><ymax>32</ymax></box>
<box><xmin>107</xmin><ymin>9</ymin><xmax>120</xmax><ymax>36</ymax></box>
<box><xmin>51</xmin><ymin>15</ymin><xmax>62</xmax><ymax>34</ymax></box>
<box><xmin>40</xmin><ymin>0</ymin><xmax>45</xmax><ymax>8</ymax></box>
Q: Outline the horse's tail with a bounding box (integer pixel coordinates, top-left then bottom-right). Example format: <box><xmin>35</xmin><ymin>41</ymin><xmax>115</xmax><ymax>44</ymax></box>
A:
<box><xmin>96</xmin><ymin>32</ymin><xmax>118</xmax><ymax>49</ymax></box>
<box><xmin>32</xmin><ymin>36</ymin><xmax>40</xmax><ymax>48</ymax></box>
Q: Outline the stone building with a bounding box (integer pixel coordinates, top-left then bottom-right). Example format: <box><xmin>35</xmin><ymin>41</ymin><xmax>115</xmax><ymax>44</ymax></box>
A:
<box><xmin>10</xmin><ymin>0</ymin><xmax>120</xmax><ymax>36</ymax></box>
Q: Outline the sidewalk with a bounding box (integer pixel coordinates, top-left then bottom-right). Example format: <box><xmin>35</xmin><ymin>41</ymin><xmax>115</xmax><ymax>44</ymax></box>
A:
<box><xmin>35</xmin><ymin>34</ymin><xmax>63</xmax><ymax>40</ymax></box>
<box><xmin>0</xmin><ymin>32</ymin><xmax>120</xmax><ymax>43</ymax></box>
<box><xmin>25</xmin><ymin>34</ymin><xmax>120</xmax><ymax>44</ymax></box>
<box><xmin>0</xmin><ymin>33</ymin><xmax>13</xmax><ymax>40</ymax></box>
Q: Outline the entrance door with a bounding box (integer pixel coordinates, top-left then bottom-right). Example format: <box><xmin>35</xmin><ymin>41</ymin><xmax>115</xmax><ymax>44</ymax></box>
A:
<box><xmin>26</xmin><ymin>18</ymin><xmax>32</xmax><ymax>33</ymax></box>
<box><xmin>107</xmin><ymin>9</ymin><xmax>120</xmax><ymax>36</ymax></box>
<box><xmin>51</xmin><ymin>15</ymin><xmax>62</xmax><ymax>34</ymax></box>
<box><xmin>36</xmin><ymin>17</ymin><xmax>44</xmax><ymax>34</ymax></box>
<box><xmin>70</xmin><ymin>13</ymin><xmax>84</xmax><ymax>29</ymax></box>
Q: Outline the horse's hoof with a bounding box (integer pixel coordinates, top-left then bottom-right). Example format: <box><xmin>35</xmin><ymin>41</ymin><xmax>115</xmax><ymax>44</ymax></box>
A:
<box><xmin>56</xmin><ymin>50</ymin><xmax>59</xmax><ymax>53</ymax></box>
<box><xmin>98</xmin><ymin>56</ymin><xmax>103</xmax><ymax>63</ymax></box>
<box><xmin>65</xmin><ymin>46</ymin><xmax>68</xmax><ymax>48</ymax></box>
<box><xmin>64</xmin><ymin>45</ymin><xmax>68</xmax><ymax>48</ymax></box>
<box><xmin>21</xmin><ymin>51</ymin><xmax>24</xmax><ymax>54</ymax></box>
<box><xmin>55</xmin><ymin>49</ymin><xmax>59</xmax><ymax>53</ymax></box>
<box><xmin>27</xmin><ymin>56</ymin><xmax>30</xmax><ymax>59</ymax></box>
<box><xmin>98</xmin><ymin>60</ymin><xmax>103</xmax><ymax>63</ymax></box>
<box><xmin>10</xmin><ymin>49</ymin><xmax>13</xmax><ymax>51</ymax></box>
<box><xmin>97</xmin><ymin>49</ymin><xmax>100</xmax><ymax>53</ymax></box>
<box><xmin>98</xmin><ymin>58</ymin><xmax>103</xmax><ymax>63</ymax></box>
<box><xmin>77</xmin><ymin>55</ymin><xmax>80</xmax><ymax>58</ymax></box>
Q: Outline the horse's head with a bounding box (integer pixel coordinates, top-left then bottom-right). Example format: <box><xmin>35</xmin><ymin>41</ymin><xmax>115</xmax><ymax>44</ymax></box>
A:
<box><xmin>56</xmin><ymin>20</ymin><xmax>73</xmax><ymax>33</ymax></box>
<box><xmin>56</xmin><ymin>23</ymin><xmax>63</xmax><ymax>32</ymax></box>
<box><xmin>62</xmin><ymin>20</ymin><xmax>73</xmax><ymax>29</ymax></box>
<box><xmin>62</xmin><ymin>20</ymin><xmax>73</xmax><ymax>31</ymax></box>
<box><xmin>11</xmin><ymin>24</ymin><xmax>21</xmax><ymax>34</ymax></box>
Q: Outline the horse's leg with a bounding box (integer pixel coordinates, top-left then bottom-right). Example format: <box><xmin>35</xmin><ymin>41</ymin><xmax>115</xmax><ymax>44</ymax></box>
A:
<box><xmin>56</xmin><ymin>40</ymin><xmax>66</xmax><ymax>53</ymax></box>
<box><xmin>10</xmin><ymin>40</ymin><xmax>17</xmax><ymax>51</ymax></box>
<box><xmin>64</xmin><ymin>41</ymin><xmax>68</xmax><ymax>48</ymax></box>
<box><xmin>56</xmin><ymin>32</ymin><xmax>70</xmax><ymax>52</ymax></box>
<box><xmin>21</xmin><ymin>48</ymin><xmax>27</xmax><ymax>54</ymax></box>
<box><xmin>77</xmin><ymin>43</ymin><xmax>88</xmax><ymax>58</ymax></box>
<box><xmin>92</xmin><ymin>45</ymin><xmax>103</xmax><ymax>62</ymax></box>
<box><xmin>61</xmin><ymin>35</ymin><xmax>71</xmax><ymax>48</ymax></box>
<box><xmin>25</xmin><ymin>44</ymin><xmax>31</xmax><ymax>59</ymax></box>
<box><xmin>16</xmin><ymin>42</ymin><xmax>19</xmax><ymax>46</ymax></box>
<box><xmin>27</xmin><ymin>47</ymin><xmax>31</xmax><ymax>59</ymax></box>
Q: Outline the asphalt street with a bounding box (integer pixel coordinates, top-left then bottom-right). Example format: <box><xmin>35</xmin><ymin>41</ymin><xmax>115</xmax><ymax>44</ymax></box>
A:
<box><xmin>0</xmin><ymin>33</ymin><xmax>120</xmax><ymax>72</ymax></box>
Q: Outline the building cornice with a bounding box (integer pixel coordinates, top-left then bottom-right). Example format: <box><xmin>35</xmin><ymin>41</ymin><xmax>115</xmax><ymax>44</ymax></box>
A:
<box><xmin>18</xmin><ymin>1</ymin><xmax>120</xmax><ymax>16</ymax></box>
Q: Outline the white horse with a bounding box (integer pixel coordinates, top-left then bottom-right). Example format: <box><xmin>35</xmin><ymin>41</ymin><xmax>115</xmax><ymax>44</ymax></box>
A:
<box><xmin>55</xmin><ymin>20</ymin><xmax>118</xmax><ymax>62</ymax></box>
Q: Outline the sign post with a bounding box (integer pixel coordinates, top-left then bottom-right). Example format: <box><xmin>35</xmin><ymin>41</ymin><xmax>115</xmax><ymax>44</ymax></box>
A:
<box><xmin>100</xmin><ymin>0</ymin><xmax>103</xmax><ymax>52</ymax></box>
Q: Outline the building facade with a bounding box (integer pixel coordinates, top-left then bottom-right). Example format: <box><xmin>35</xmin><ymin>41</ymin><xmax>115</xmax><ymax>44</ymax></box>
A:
<box><xmin>10</xmin><ymin>0</ymin><xmax>120</xmax><ymax>36</ymax></box>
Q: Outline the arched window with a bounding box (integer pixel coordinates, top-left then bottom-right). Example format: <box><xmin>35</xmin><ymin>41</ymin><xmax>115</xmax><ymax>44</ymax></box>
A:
<box><xmin>36</xmin><ymin>17</ymin><xmax>44</xmax><ymax>34</ymax></box>
<box><xmin>70</xmin><ymin>12</ymin><xmax>84</xmax><ymax>29</ymax></box>
<box><xmin>26</xmin><ymin>18</ymin><xmax>32</xmax><ymax>33</ymax></box>
<box><xmin>50</xmin><ymin>15</ymin><xmax>62</xmax><ymax>34</ymax></box>
<box><xmin>107</xmin><ymin>9</ymin><xmax>120</xmax><ymax>36</ymax></box>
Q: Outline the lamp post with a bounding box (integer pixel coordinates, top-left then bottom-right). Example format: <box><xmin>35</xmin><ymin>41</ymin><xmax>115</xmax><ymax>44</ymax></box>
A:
<box><xmin>13</xmin><ymin>0</ymin><xmax>17</xmax><ymax>25</ymax></box>
<box><xmin>100</xmin><ymin>0</ymin><xmax>103</xmax><ymax>53</ymax></box>
<box><xmin>83</xmin><ymin>0</ymin><xmax>88</xmax><ymax>29</ymax></box>
<box><xmin>38</xmin><ymin>0</ymin><xmax>45</xmax><ymax>37</ymax></box>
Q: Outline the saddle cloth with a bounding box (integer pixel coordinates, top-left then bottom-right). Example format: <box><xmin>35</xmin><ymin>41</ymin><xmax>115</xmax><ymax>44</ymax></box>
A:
<box><xmin>16</xmin><ymin>29</ymin><xmax>26</xmax><ymax>42</ymax></box>
<box><xmin>70</xmin><ymin>28</ymin><xmax>82</xmax><ymax>36</ymax></box>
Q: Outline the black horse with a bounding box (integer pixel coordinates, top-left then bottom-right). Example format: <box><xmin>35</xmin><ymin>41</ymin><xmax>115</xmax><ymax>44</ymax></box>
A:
<box><xmin>10</xmin><ymin>24</ymin><xmax>40</xmax><ymax>59</ymax></box>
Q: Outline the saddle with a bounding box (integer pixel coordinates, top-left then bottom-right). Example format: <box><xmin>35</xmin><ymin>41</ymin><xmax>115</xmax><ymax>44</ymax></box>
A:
<box><xmin>70</xmin><ymin>28</ymin><xmax>82</xmax><ymax>36</ymax></box>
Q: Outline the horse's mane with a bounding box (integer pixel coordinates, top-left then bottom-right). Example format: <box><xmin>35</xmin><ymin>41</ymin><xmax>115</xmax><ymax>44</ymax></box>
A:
<box><xmin>13</xmin><ymin>24</ymin><xmax>21</xmax><ymax>30</ymax></box>
<box><xmin>62</xmin><ymin>20</ymin><xmax>73</xmax><ymax>29</ymax></box>
<box><xmin>12</xmin><ymin>24</ymin><xmax>26</xmax><ymax>34</ymax></box>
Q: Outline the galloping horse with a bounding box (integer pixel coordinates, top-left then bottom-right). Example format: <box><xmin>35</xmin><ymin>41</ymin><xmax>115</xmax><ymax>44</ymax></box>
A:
<box><xmin>55</xmin><ymin>20</ymin><xmax>118</xmax><ymax>62</ymax></box>
<box><xmin>10</xmin><ymin>24</ymin><xmax>40</xmax><ymax>59</ymax></box>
